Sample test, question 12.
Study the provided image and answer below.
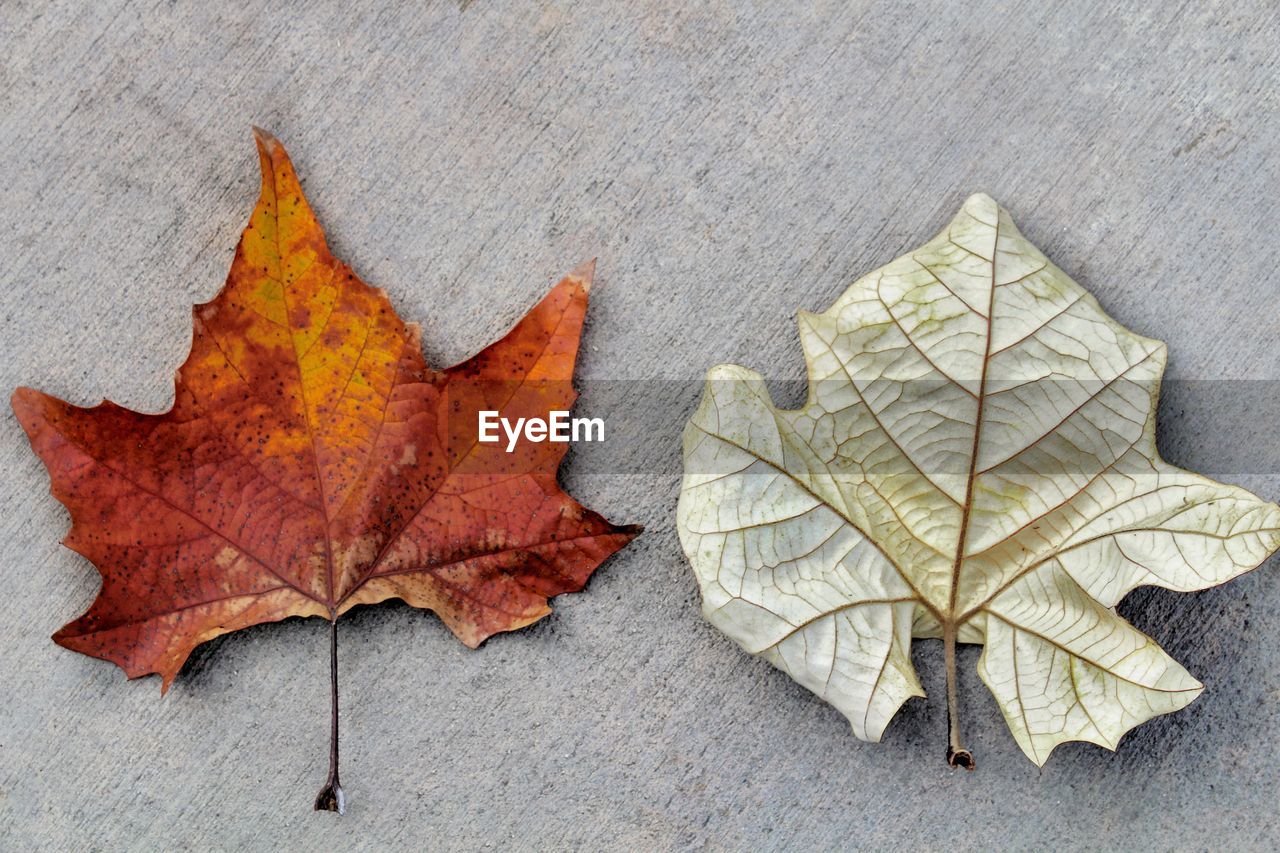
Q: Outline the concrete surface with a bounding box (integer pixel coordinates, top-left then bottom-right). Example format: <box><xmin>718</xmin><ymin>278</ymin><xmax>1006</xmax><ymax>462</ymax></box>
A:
<box><xmin>3</xmin><ymin>1</ymin><xmax>1280</xmax><ymax>850</ymax></box>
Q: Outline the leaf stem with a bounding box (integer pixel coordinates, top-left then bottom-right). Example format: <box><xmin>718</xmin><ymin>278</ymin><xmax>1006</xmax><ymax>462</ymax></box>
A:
<box><xmin>943</xmin><ymin>623</ymin><xmax>974</xmax><ymax>770</ymax></box>
<box><xmin>314</xmin><ymin>616</ymin><xmax>346</xmax><ymax>814</ymax></box>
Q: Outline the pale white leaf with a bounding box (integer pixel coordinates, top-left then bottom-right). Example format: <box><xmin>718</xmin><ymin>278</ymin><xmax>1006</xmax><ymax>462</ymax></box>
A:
<box><xmin>678</xmin><ymin>194</ymin><xmax>1280</xmax><ymax>767</ymax></box>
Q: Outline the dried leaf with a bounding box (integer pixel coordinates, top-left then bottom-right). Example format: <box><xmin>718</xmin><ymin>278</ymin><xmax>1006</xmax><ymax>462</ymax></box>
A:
<box><xmin>678</xmin><ymin>194</ymin><xmax>1280</xmax><ymax>767</ymax></box>
<box><xmin>13</xmin><ymin>130</ymin><xmax>638</xmax><ymax>810</ymax></box>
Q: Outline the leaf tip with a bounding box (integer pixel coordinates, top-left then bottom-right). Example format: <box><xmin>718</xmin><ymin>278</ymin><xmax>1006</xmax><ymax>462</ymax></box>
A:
<box><xmin>250</xmin><ymin>125</ymin><xmax>281</xmax><ymax>156</ymax></box>
<box><xmin>961</xmin><ymin>191</ymin><xmax>1000</xmax><ymax>221</ymax></box>
<box><xmin>10</xmin><ymin>386</ymin><xmax>38</xmax><ymax>418</ymax></box>
<box><xmin>703</xmin><ymin>363</ymin><xmax>767</xmax><ymax>396</ymax></box>
<box><xmin>568</xmin><ymin>258</ymin><xmax>597</xmax><ymax>293</ymax></box>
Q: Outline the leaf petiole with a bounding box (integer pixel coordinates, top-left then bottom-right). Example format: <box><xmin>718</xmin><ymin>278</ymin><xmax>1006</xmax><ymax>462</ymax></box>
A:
<box><xmin>314</xmin><ymin>617</ymin><xmax>346</xmax><ymax>814</ymax></box>
<box><xmin>943</xmin><ymin>624</ymin><xmax>974</xmax><ymax>771</ymax></box>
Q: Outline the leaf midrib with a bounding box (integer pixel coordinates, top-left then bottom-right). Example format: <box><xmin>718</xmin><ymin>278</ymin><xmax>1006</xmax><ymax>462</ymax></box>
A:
<box><xmin>263</xmin><ymin>164</ymin><xmax>342</xmax><ymax>612</ymax></box>
<box><xmin>945</xmin><ymin>214</ymin><xmax>1001</xmax><ymax>626</ymax></box>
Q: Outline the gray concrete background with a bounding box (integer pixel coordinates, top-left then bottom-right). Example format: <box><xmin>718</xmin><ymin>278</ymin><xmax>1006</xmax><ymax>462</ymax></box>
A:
<box><xmin>2</xmin><ymin>1</ymin><xmax>1279</xmax><ymax>850</ymax></box>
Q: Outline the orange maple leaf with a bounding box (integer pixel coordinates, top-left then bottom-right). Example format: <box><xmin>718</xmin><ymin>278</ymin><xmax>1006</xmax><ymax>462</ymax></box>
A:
<box><xmin>12</xmin><ymin>129</ymin><xmax>639</xmax><ymax>813</ymax></box>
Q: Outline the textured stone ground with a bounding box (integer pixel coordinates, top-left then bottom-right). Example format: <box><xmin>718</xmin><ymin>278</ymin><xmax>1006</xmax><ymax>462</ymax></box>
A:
<box><xmin>2</xmin><ymin>1</ymin><xmax>1279</xmax><ymax>849</ymax></box>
